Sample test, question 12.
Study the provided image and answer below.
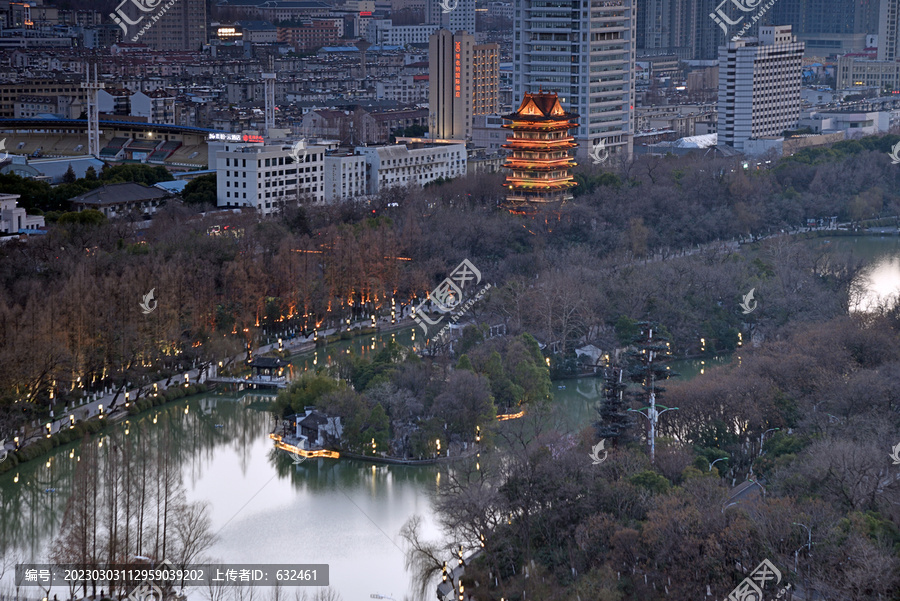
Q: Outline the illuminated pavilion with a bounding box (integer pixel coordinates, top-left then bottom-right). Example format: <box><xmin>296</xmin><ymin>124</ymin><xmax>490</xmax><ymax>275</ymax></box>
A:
<box><xmin>501</xmin><ymin>90</ymin><xmax>579</xmax><ymax>210</ymax></box>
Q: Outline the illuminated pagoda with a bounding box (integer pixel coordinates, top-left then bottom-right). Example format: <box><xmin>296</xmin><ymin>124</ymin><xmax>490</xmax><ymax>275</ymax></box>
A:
<box><xmin>501</xmin><ymin>90</ymin><xmax>579</xmax><ymax>210</ymax></box>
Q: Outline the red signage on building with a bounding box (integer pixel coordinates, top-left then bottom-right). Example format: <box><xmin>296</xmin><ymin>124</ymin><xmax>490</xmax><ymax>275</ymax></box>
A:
<box><xmin>454</xmin><ymin>41</ymin><xmax>461</xmax><ymax>98</ymax></box>
<box><xmin>242</xmin><ymin>134</ymin><xmax>265</xmax><ymax>143</ymax></box>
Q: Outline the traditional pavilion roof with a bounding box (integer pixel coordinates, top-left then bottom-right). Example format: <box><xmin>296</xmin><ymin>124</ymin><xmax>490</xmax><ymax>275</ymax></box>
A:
<box><xmin>502</xmin><ymin>91</ymin><xmax>579</xmax><ymax>122</ymax></box>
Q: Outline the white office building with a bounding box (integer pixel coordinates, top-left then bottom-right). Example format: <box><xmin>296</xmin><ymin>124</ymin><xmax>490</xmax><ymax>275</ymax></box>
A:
<box><xmin>355</xmin><ymin>143</ymin><xmax>467</xmax><ymax>194</ymax></box>
<box><xmin>216</xmin><ymin>143</ymin><xmax>326</xmax><ymax>216</ymax></box>
<box><xmin>324</xmin><ymin>153</ymin><xmax>368</xmax><ymax>202</ymax></box>
<box><xmin>513</xmin><ymin>0</ymin><xmax>636</xmax><ymax>161</ymax></box>
<box><xmin>366</xmin><ymin>21</ymin><xmax>440</xmax><ymax>45</ymax></box>
<box><xmin>426</xmin><ymin>0</ymin><xmax>476</xmax><ymax>36</ymax></box>
<box><xmin>717</xmin><ymin>26</ymin><xmax>804</xmax><ymax>153</ymax></box>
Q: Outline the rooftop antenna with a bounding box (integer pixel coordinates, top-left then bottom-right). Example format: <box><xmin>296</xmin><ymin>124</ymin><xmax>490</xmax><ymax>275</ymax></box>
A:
<box><xmin>80</xmin><ymin>58</ymin><xmax>104</xmax><ymax>157</ymax></box>
<box><xmin>262</xmin><ymin>54</ymin><xmax>276</xmax><ymax>138</ymax></box>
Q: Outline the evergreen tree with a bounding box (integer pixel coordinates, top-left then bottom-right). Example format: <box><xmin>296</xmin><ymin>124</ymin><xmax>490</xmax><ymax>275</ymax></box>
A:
<box><xmin>596</xmin><ymin>363</ymin><xmax>632</xmax><ymax>446</ymax></box>
<box><xmin>626</xmin><ymin>321</ymin><xmax>675</xmax><ymax>398</ymax></box>
<box><xmin>62</xmin><ymin>164</ymin><xmax>77</xmax><ymax>184</ymax></box>
<box><xmin>456</xmin><ymin>354</ymin><xmax>474</xmax><ymax>371</ymax></box>
<box><xmin>84</xmin><ymin>166</ymin><xmax>98</xmax><ymax>181</ymax></box>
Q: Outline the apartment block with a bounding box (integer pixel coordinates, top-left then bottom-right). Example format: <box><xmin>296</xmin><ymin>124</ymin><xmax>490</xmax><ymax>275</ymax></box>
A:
<box><xmin>0</xmin><ymin>79</ymin><xmax>85</xmax><ymax>119</ymax></box>
<box><xmin>513</xmin><ymin>0</ymin><xmax>636</xmax><ymax>159</ymax></box>
<box><xmin>324</xmin><ymin>153</ymin><xmax>368</xmax><ymax>202</ymax></box>
<box><xmin>136</xmin><ymin>0</ymin><xmax>207</xmax><ymax>51</ymax></box>
<box><xmin>217</xmin><ymin>143</ymin><xmax>326</xmax><ymax>216</ymax></box>
<box><xmin>717</xmin><ymin>26</ymin><xmax>804</xmax><ymax>153</ymax></box>
<box><xmin>354</xmin><ymin>143</ymin><xmax>466</xmax><ymax>194</ymax></box>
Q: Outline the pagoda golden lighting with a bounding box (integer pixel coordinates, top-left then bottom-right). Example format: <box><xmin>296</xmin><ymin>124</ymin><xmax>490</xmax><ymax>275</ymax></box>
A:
<box><xmin>501</xmin><ymin>91</ymin><xmax>579</xmax><ymax>211</ymax></box>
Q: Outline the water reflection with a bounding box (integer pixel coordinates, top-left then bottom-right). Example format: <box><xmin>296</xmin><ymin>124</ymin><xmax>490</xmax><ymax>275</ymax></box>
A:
<box><xmin>0</xmin><ymin>392</ymin><xmax>443</xmax><ymax>601</ymax></box>
<box><xmin>852</xmin><ymin>255</ymin><xmax>900</xmax><ymax>313</ymax></box>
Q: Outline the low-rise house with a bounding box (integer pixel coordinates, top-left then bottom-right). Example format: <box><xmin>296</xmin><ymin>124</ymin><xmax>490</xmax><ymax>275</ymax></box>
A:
<box><xmin>69</xmin><ymin>182</ymin><xmax>172</xmax><ymax>218</ymax></box>
<box><xmin>0</xmin><ymin>193</ymin><xmax>44</xmax><ymax>234</ymax></box>
<box><xmin>289</xmin><ymin>408</ymin><xmax>343</xmax><ymax>449</ymax></box>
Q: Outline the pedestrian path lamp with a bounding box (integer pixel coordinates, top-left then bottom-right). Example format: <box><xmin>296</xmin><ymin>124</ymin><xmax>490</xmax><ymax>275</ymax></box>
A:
<box><xmin>124</xmin><ymin>391</ymin><xmax>130</xmax><ymax>407</ymax></box>
<box><xmin>14</xmin><ymin>436</ymin><xmax>19</xmax><ymax>450</ymax></box>
<box><xmin>184</xmin><ymin>374</ymin><xmax>190</xmax><ymax>387</ymax></box>
<box><xmin>45</xmin><ymin>423</ymin><xmax>51</xmax><ymax>438</ymax></box>
<box><xmin>69</xmin><ymin>415</ymin><xmax>75</xmax><ymax>429</ymax></box>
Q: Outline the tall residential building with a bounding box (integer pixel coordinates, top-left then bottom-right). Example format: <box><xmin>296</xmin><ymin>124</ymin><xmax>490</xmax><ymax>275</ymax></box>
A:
<box><xmin>636</xmin><ymin>0</ymin><xmax>697</xmax><ymax>60</ymax></box>
<box><xmin>429</xmin><ymin>29</ymin><xmax>499</xmax><ymax>140</ymax></box>
<box><xmin>513</xmin><ymin>0</ymin><xmax>636</xmax><ymax>160</ymax></box>
<box><xmin>717</xmin><ymin>25</ymin><xmax>804</xmax><ymax>153</ymax></box>
<box><xmin>138</xmin><ymin>0</ymin><xmax>207</xmax><ymax>51</ymax></box>
<box><xmin>879</xmin><ymin>0</ymin><xmax>900</xmax><ymax>61</ymax></box>
<box><xmin>426</xmin><ymin>0</ymin><xmax>476</xmax><ymax>35</ymax></box>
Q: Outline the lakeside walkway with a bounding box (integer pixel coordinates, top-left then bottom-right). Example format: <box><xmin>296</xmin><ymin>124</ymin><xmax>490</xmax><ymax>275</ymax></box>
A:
<box><xmin>2</xmin><ymin>316</ymin><xmax>414</xmax><ymax>457</ymax></box>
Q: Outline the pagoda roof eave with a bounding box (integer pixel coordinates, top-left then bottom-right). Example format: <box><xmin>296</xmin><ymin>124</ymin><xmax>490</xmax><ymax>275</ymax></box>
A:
<box><xmin>501</xmin><ymin>114</ymin><xmax>579</xmax><ymax>122</ymax></box>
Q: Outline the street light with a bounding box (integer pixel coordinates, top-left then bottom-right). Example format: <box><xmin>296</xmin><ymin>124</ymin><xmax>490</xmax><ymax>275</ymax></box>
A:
<box><xmin>708</xmin><ymin>457</ymin><xmax>728</xmax><ymax>472</ymax></box>
<box><xmin>759</xmin><ymin>427</ymin><xmax>780</xmax><ymax>456</ymax></box>
<box><xmin>793</xmin><ymin>522</ymin><xmax>813</xmax><ymax>573</ymax></box>
<box><xmin>45</xmin><ymin>423</ymin><xmax>51</xmax><ymax>438</ymax></box>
